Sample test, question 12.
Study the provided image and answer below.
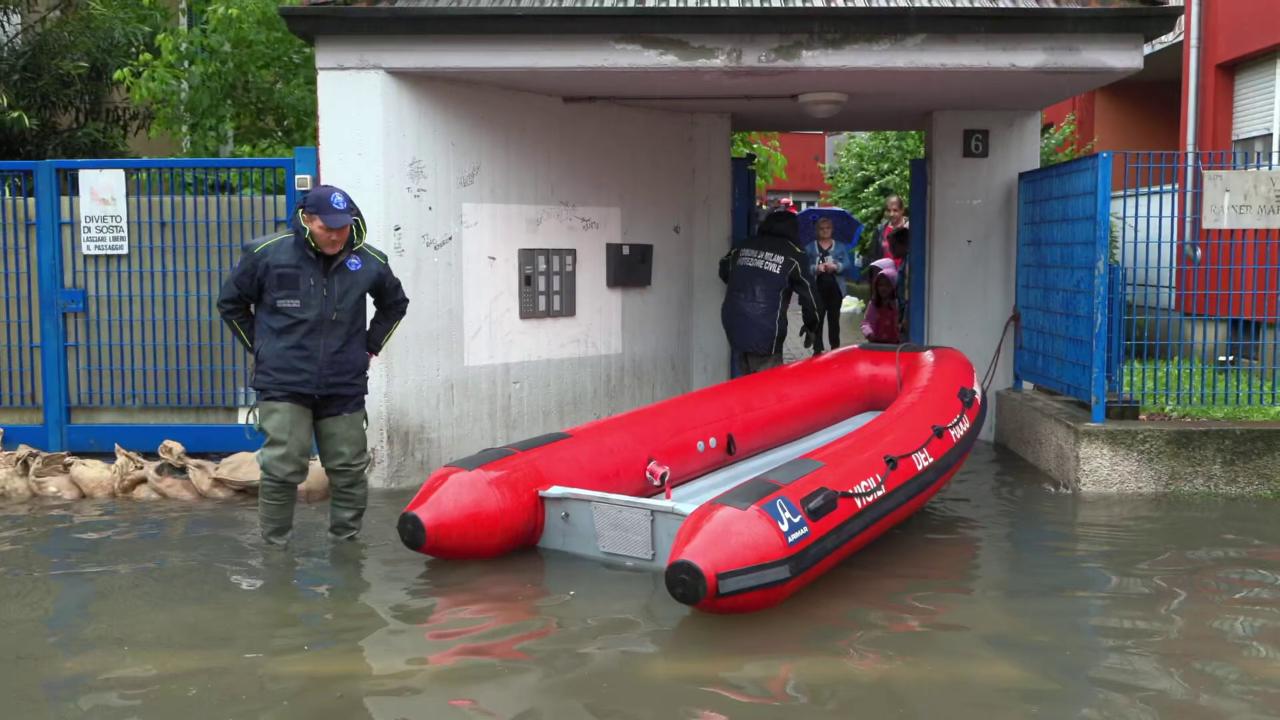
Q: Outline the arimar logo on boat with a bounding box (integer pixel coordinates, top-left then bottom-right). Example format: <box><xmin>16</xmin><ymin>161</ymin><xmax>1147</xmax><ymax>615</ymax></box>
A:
<box><xmin>763</xmin><ymin>497</ymin><xmax>810</xmax><ymax>546</ymax></box>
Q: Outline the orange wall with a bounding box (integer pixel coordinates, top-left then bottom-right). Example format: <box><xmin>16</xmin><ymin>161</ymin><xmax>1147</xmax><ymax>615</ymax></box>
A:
<box><xmin>1095</xmin><ymin>81</ymin><xmax>1181</xmax><ymax>153</ymax></box>
<box><xmin>1096</xmin><ymin>80</ymin><xmax>1181</xmax><ymax>189</ymax></box>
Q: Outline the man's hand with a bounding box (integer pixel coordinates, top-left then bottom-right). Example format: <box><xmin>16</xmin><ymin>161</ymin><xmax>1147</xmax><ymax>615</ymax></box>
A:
<box><xmin>800</xmin><ymin>325</ymin><xmax>816</xmax><ymax>349</ymax></box>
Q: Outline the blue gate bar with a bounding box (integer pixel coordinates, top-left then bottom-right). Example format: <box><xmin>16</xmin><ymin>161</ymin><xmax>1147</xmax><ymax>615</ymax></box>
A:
<box><xmin>66</xmin><ymin>424</ymin><xmax>262</xmax><ymax>455</ymax></box>
<box><xmin>1089</xmin><ymin>153</ymin><xmax>1113</xmax><ymax>423</ymax></box>
<box><xmin>34</xmin><ymin>161</ymin><xmax>70</xmax><ymax>450</ymax></box>
<box><xmin>294</xmin><ymin>146</ymin><xmax>319</xmax><ymax>186</ymax></box>
<box><xmin>46</xmin><ymin>157</ymin><xmax>298</xmax><ymax>170</ymax></box>
<box><xmin>908</xmin><ymin>157</ymin><xmax>928</xmax><ymax>345</ymax></box>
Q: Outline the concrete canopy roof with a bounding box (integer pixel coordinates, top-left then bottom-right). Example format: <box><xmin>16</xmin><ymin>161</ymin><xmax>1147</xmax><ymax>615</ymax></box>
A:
<box><xmin>284</xmin><ymin>1</ymin><xmax>1182</xmax><ymax>131</ymax></box>
<box><xmin>284</xmin><ymin>2</ymin><xmax>1181</xmax><ymax>41</ymax></box>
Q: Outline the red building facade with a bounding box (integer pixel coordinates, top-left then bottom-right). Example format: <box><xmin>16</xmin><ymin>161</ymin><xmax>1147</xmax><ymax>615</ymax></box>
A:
<box><xmin>759</xmin><ymin>132</ymin><xmax>831</xmax><ymax>211</ymax></box>
<box><xmin>1045</xmin><ymin>0</ymin><xmax>1280</xmax><ymax>322</ymax></box>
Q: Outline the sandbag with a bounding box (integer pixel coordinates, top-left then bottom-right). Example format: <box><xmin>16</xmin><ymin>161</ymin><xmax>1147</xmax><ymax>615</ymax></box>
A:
<box><xmin>29</xmin><ymin>474</ymin><xmax>83</xmax><ymax>500</ymax></box>
<box><xmin>25</xmin><ymin>450</ymin><xmax>82</xmax><ymax>500</ymax></box>
<box><xmin>12</xmin><ymin>445</ymin><xmax>40</xmax><ymax>477</ymax></box>
<box><xmin>111</xmin><ymin>445</ymin><xmax>148</xmax><ymax>496</ymax></box>
<box><xmin>0</xmin><ymin>440</ymin><xmax>29</xmax><ymax>502</ymax></box>
<box><xmin>188</xmin><ymin>459</ymin><xmax>237</xmax><ymax>500</ymax></box>
<box><xmin>0</xmin><ymin>464</ymin><xmax>31</xmax><ymax>502</ymax></box>
<box><xmin>69</xmin><ymin>458</ymin><xmax>115</xmax><ymax>499</ymax></box>
<box><xmin>0</xmin><ymin>440</ymin><xmax>15</xmax><ymax>473</ymax></box>
<box><xmin>298</xmin><ymin>459</ymin><xmax>330</xmax><ymax>503</ymax></box>
<box><xmin>131</xmin><ymin>483</ymin><xmax>162</xmax><ymax>501</ymax></box>
<box><xmin>144</xmin><ymin>461</ymin><xmax>201</xmax><ymax>502</ymax></box>
<box><xmin>157</xmin><ymin>439</ymin><xmax>188</xmax><ymax>466</ymax></box>
<box><xmin>213</xmin><ymin>452</ymin><xmax>260</xmax><ymax>491</ymax></box>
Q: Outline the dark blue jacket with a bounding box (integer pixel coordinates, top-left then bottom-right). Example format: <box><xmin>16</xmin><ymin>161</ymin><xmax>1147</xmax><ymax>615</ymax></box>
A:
<box><xmin>805</xmin><ymin>239</ymin><xmax>855</xmax><ymax>299</ymax></box>
<box><xmin>719</xmin><ymin>224</ymin><xmax>819</xmax><ymax>355</ymax></box>
<box><xmin>217</xmin><ymin>199</ymin><xmax>409</xmax><ymax>397</ymax></box>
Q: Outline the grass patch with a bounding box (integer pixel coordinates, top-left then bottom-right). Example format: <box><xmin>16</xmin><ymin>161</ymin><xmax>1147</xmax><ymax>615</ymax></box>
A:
<box><xmin>1124</xmin><ymin>359</ymin><xmax>1280</xmax><ymax>421</ymax></box>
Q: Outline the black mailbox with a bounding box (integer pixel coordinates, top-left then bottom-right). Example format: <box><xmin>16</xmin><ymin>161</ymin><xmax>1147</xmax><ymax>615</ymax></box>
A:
<box><xmin>605</xmin><ymin>243</ymin><xmax>653</xmax><ymax>288</ymax></box>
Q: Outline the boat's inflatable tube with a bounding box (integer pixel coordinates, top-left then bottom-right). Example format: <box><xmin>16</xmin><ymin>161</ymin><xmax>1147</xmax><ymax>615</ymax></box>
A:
<box><xmin>398</xmin><ymin>344</ymin><xmax>986</xmax><ymax>613</ymax></box>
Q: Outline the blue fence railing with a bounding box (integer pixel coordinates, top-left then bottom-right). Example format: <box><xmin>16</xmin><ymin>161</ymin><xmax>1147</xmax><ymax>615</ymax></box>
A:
<box><xmin>1</xmin><ymin>151</ymin><xmax>313</xmax><ymax>452</ymax></box>
<box><xmin>1114</xmin><ymin>150</ymin><xmax>1280</xmax><ymax>414</ymax></box>
<box><xmin>0</xmin><ymin>164</ymin><xmax>41</xmax><ymax>413</ymax></box>
<box><xmin>1014</xmin><ymin>153</ymin><xmax>1114</xmax><ymax>422</ymax></box>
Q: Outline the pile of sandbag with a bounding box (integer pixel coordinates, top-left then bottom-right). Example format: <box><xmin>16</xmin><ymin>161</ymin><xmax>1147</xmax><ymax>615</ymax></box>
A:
<box><xmin>0</xmin><ymin>429</ymin><xmax>329</xmax><ymax>504</ymax></box>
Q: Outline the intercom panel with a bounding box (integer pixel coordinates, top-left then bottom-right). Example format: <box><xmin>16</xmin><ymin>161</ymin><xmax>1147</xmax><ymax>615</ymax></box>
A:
<box><xmin>519</xmin><ymin>248</ymin><xmax>576</xmax><ymax>319</ymax></box>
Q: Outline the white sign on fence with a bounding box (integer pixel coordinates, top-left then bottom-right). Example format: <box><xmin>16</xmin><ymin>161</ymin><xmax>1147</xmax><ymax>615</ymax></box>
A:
<box><xmin>78</xmin><ymin>169</ymin><xmax>129</xmax><ymax>255</ymax></box>
<box><xmin>1201</xmin><ymin>170</ymin><xmax>1280</xmax><ymax>230</ymax></box>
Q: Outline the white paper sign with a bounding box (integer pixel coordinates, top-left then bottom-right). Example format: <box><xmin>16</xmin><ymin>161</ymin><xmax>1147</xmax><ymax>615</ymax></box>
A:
<box><xmin>1201</xmin><ymin>170</ymin><xmax>1280</xmax><ymax>230</ymax></box>
<box><xmin>78</xmin><ymin>169</ymin><xmax>129</xmax><ymax>255</ymax></box>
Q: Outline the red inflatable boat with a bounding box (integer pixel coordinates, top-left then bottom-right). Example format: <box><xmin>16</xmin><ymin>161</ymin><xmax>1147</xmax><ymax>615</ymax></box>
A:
<box><xmin>398</xmin><ymin>344</ymin><xmax>986</xmax><ymax>613</ymax></box>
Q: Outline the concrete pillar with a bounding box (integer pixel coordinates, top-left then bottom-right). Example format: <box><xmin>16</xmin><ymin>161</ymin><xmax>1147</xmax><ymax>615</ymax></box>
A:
<box><xmin>926</xmin><ymin>111</ymin><xmax>1040</xmax><ymax>440</ymax></box>
<box><xmin>689</xmin><ymin>115</ymin><xmax>733</xmax><ymax>391</ymax></box>
<box><xmin>315</xmin><ymin>69</ymin><xmax>399</xmax><ymax>482</ymax></box>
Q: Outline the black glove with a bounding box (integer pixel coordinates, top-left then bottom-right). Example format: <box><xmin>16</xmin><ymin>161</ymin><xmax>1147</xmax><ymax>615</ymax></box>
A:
<box><xmin>801</xmin><ymin>326</ymin><xmax>816</xmax><ymax>349</ymax></box>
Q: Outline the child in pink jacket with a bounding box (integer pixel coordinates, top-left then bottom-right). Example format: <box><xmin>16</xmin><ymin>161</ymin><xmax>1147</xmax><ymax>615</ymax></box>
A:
<box><xmin>861</xmin><ymin>263</ymin><xmax>902</xmax><ymax>344</ymax></box>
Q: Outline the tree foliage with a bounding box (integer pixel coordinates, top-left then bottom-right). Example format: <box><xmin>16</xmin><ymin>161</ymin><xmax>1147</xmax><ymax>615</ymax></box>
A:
<box><xmin>116</xmin><ymin>0</ymin><xmax>316</xmax><ymax>157</ymax></box>
<box><xmin>0</xmin><ymin>0</ymin><xmax>169</xmax><ymax>159</ymax></box>
<box><xmin>731</xmin><ymin>131</ymin><xmax>788</xmax><ymax>191</ymax></box>
<box><xmin>1041</xmin><ymin>112</ymin><xmax>1096</xmax><ymax>167</ymax></box>
<box><xmin>823</xmin><ymin>131</ymin><xmax>924</xmax><ymax>252</ymax></box>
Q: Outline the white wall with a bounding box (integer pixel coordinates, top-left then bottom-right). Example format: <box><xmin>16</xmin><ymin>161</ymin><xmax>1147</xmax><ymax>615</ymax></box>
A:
<box><xmin>925</xmin><ymin>111</ymin><xmax>1040</xmax><ymax>440</ymax></box>
<box><xmin>316</xmin><ymin>71</ymin><xmax>731</xmax><ymax>487</ymax></box>
<box><xmin>460</xmin><ymin>203</ymin><xmax>623</xmax><ymax>366</ymax></box>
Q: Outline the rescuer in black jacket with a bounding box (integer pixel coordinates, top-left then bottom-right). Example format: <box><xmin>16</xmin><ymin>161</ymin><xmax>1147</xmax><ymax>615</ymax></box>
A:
<box><xmin>719</xmin><ymin>210</ymin><xmax>819</xmax><ymax>375</ymax></box>
<box><xmin>218</xmin><ymin>185</ymin><xmax>409</xmax><ymax>545</ymax></box>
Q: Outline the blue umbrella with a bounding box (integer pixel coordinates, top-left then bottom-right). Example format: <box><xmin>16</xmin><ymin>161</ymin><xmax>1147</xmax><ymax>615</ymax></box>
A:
<box><xmin>797</xmin><ymin>207</ymin><xmax>863</xmax><ymax>280</ymax></box>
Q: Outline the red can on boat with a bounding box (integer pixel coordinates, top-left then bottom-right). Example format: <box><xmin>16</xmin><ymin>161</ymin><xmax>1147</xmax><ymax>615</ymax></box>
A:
<box><xmin>398</xmin><ymin>343</ymin><xmax>986</xmax><ymax>613</ymax></box>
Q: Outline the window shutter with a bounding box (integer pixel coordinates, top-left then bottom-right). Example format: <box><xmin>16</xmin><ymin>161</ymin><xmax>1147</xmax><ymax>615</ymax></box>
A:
<box><xmin>1232</xmin><ymin>54</ymin><xmax>1278</xmax><ymax>141</ymax></box>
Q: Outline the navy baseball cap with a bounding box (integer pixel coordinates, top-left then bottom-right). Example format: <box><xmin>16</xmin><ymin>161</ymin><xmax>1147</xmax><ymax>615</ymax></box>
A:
<box><xmin>302</xmin><ymin>185</ymin><xmax>355</xmax><ymax>228</ymax></box>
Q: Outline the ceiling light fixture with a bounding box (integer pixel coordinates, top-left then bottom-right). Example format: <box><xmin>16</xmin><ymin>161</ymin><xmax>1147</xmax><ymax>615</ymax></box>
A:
<box><xmin>796</xmin><ymin>92</ymin><xmax>849</xmax><ymax>119</ymax></box>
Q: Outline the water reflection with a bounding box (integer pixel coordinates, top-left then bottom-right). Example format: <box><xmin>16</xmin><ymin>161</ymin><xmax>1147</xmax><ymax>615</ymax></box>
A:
<box><xmin>1</xmin><ymin>444</ymin><xmax>1278</xmax><ymax>719</ymax></box>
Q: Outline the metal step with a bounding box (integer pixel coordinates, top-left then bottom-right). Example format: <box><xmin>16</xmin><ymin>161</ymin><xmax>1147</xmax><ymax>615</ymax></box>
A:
<box><xmin>537</xmin><ymin>411</ymin><xmax>881</xmax><ymax>569</ymax></box>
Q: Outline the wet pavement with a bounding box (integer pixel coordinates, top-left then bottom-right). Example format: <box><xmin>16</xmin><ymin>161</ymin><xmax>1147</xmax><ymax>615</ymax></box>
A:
<box><xmin>781</xmin><ymin>304</ymin><xmax>865</xmax><ymax>363</ymax></box>
<box><xmin>2</xmin><ymin>444</ymin><xmax>1279</xmax><ymax>720</ymax></box>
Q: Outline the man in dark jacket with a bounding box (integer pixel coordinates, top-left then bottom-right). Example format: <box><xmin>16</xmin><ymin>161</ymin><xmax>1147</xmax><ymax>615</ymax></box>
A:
<box><xmin>218</xmin><ymin>185</ymin><xmax>409</xmax><ymax>545</ymax></box>
<box><xmin>719</xmin><ymin>210</ymin><xmax>819</xmax><ymax>374</ymax></box>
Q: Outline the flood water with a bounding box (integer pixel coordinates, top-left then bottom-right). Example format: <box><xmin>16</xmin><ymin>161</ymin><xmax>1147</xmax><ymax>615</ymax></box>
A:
<box><xmin>2</xmin><ymin>444</ymin><xmax>1279</xmax><ymax>720</ymax></box>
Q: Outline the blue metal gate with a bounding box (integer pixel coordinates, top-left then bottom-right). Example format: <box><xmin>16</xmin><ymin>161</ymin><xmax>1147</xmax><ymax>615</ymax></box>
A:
<box><xmin>907</xmin><ymin>157</ymin><xmax>928</xmax><ymax>345</ymax></box>
<box><xmin>1</xmin><ymin>153</ymin><xmax>314</xmax><ymax>452</ymax></box>
<box><xmin>1014</xmin><ymin>153</ymin><xmax>1114</xmax><ymax>423</ymax></box>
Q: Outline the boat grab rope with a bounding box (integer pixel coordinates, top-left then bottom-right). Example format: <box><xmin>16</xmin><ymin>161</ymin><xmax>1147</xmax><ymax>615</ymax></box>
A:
<box><xmin>840</xmin><ymin>309</ymin><xmax>1018</xmax><ymax>502</ymax></box>
<box><xmin>839</xmin><ymin>386</ymin><xmax>976</xmax><ymax>501</ymax></box>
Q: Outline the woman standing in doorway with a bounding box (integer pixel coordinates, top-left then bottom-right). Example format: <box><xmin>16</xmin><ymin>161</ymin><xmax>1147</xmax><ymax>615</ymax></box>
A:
<box><xmin>873</xmin><ymin>194</ymin><xmax>909</xmax><ymax>271</ymax></box>
<box><xmin>805</xmin><ymin>217</ymin><xmax>853</xmax><ymax>354</ymax></box>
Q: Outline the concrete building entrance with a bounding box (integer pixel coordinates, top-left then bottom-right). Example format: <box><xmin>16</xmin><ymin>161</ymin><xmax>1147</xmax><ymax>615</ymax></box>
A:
<box><xmin>281</xmin><ymin>1</ymin><xmax>1180</xmax><ymax>486</ymax></box>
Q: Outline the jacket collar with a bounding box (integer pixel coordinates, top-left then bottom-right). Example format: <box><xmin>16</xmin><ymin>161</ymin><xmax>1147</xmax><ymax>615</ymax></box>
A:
<box><xmin>292</xmin><ymin>208</ymin><xmax>368</xmax><ymax>260</ymax></box>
